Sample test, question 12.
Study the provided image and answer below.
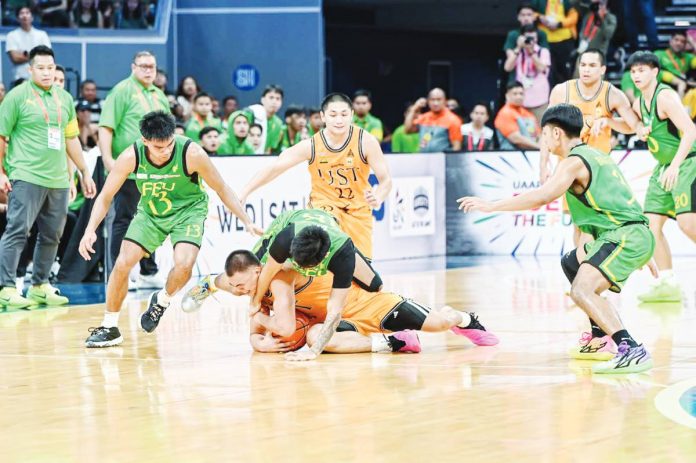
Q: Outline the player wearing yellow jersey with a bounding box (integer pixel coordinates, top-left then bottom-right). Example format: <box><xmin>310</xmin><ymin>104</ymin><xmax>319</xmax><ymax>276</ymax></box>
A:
<box><xmin>239</xmin><ymin>93</ymin><xmax>392</xmax><ymax>260</ymax></box>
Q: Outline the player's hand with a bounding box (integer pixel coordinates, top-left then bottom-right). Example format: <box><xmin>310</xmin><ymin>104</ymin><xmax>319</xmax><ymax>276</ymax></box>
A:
<box><xmin>80</xmin><ymin>171</ymin><xmax>97</xmax><ymax>198</ymax></box>
<box><xmin>257</xmin><ymin>335</ymin><xmax>295</xmax><ymax>353</ymax></box>
<box><xmin>365</xmin><ymin>189</ymin><xmax>382</xmax><ymax>209</ymax></box>
<box><xmin>102</xmin><ymin>156</ymin><xmax>115</xmax><ymax>173</ymax></box>
<box><xmin>245</xmin><ymin>221</ymin><xmax>264</xmax><ymax>237</ymax></box>
<box><xmin>248</xmin><ymin>299</ymin><xmax>262</xmax><ymax>317</ymax></box>
<box><xmin>645</xmin><ymin>259</ymin><xmax>659</xmax><ymax>279</ymax></box>
<box><xmin>457</xmin><ymin>196</ymin><xmax>494</xmax><ymax>213</ymax></box>
<box><xmin>660</xmin><ymin>164</ymin><xmax>680</xmax><ymax>191</ymax></box>
<box><xmin>0</xmin><ymin>173</ymin><xmax>11</xmax><ymax>193</ymax></box>
<box><xmin>78</xmin><ymin>230</ymin><xmax>97</xmax><ymax>261</ymax></box>
<box><xmin>636</xmin><ymin>124</ymin><xmax>651</xmax><ymax>141</ymax></box>
<box><xmin>284</xmin><ymin>350</ymin><xmax>317</xmax><ymax>362</ymax></box>
<box><xmin>540</xmin><ymin>166</ymin><xmax>551</xmax><ymax>185</ymax></box>
<box><xmin>591</xmin><ymin>117</ymin><xmax>609</xmax><ymax>136</ymax></box>
<box><xmin>69</xmin><ymin>182</ymin><xmax>77</xmax><ymax>203</ymax></box>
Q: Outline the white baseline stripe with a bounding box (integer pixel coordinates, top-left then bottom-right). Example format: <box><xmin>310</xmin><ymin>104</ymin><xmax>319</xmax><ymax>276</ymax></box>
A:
<box><xmin>174</xmin><ymin>7</ymin><xmax>320</xmax><ymax>15</ymax></box>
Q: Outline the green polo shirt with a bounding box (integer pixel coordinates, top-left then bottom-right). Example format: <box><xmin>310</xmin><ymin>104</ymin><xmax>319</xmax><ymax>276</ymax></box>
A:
<box><xmin>0</xmin><ymin>80</ymin><xmax>78</xmax><ymax>189</ymax></box>
<box><xmin>391</xmin><ymin>125</ymin><xmax>420</xmax><ymax>153</ymax></box>
<box><xmin>266</xmin><ymin>114</ymin><xmax>284</xmax><ymax>154</ymax></box>
<box><xmin>99</xmin><ymin>74</ymin><xmax>170</xmax><ymax>159</ymax></box>
<box><xmin>219</xmin><ymin>133</ymin><xmax>255</xmax><ymax>155</ymax></box>
<box><xmin>353</xmin><ymin>113</ymin><xmax>384</xmax><ymax>141</ymax></box>
<box><xmin>185</xmin><ymin>113</ymin><xmax>222</xmax><ymax>142</ymax></box>
<box><xmin>654</xmin><ymin>49</ymin><xmax>696</xmax><ymax>80</ymax></box>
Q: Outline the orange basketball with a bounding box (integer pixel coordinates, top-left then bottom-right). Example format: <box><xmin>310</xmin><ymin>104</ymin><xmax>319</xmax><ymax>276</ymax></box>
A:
<box><xmin>278</xmin><ymin>312</ymin><xmax>311</xmax><ymax>351</ymax></box>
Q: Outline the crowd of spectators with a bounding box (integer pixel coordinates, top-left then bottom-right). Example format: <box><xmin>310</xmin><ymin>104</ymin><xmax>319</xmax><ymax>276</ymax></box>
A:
<box><xmin>2</xmin><ymin>1</ymin><xmax>158</xmax><ymax>29</ymax></box>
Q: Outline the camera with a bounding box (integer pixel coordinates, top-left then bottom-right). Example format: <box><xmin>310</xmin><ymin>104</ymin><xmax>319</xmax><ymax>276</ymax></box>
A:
<box><xmin>524</xmin><ymin>36</ymin><xmax>534</xmax><ymax>45</ymax></box>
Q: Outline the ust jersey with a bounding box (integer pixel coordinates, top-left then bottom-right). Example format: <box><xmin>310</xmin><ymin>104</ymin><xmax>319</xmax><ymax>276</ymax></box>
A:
<box><xmin>261</xmin><ymin>274</ymin><xmax>331</xmax><ymax>324</ymax></box>
<box><xmin>308</xmin><ymin>126</ymin><xmax>371</xmax><ymax>212</ymax></box>
<box><xmin>566</xmin><ymin>79</ymin><xmax>613</xmax><ymax>153</ymax></box>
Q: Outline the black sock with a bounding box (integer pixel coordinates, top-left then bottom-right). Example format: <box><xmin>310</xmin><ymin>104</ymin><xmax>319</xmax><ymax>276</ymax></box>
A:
<box><xmin>611</xmin><ymin>329</ymin><xmax>638</xmax><ymax>348</ymax></box>
<box><xmin>589</xmin><ymin>318</ymin><xmax>607</xmax><ymax>338</ymax></box>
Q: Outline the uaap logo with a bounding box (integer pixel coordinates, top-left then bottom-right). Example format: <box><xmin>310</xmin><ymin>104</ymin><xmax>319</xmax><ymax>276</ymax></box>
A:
<box><xmin>413</xmin><ymin>187</ymin><xmax>429</xmax><ymax>217</ymax></box>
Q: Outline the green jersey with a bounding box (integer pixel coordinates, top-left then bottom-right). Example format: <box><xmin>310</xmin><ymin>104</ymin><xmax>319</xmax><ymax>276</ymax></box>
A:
<box><xmin>184</xmin><ymin>113</ymin><xmax>222</xmax><ymax>142</ymax></box>
<box><xmin>133</xmin><ymin>135</ymin><xmax>208</xmax><ymax>218</ymax></box>
<box><xmin>254</xmin><ymin>209</ymin><xmax>350</xmax><ymax>277</ymax></box>
<box><xmin>218</xmin><ymin>133</ymin><xmax>255</xmax><ymax>155</ymax></box>
<box><xmin>566</xmin><ymin>144</ymin><xmax>648</xmax><ymax>238</ymax></box>
<box><xmin>391</xmin><ymin>125</ymin><xmax>420</xmax><ymax>153</ymax></box>
<box><xmin>266</xmin><ymin>114</ymin><xmax>284</xmax><ymax>154</ymax></box>
<box><xmin>353</xmin><ymin>113</ymin><xmax>384</xmax><ymax>141</ymax></box>
<box><xmin>640</xmin><ymin>83</ymin><xmax>696</xmax><ymax>165</ymax></box>
<box><xmin>280</xmin><ymin>126</ymin><xmax>304</xmax><ymax>150</ymax></box>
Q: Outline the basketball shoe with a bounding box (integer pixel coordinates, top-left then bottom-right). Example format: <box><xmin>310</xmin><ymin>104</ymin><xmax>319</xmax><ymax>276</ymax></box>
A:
<box><xmin>450</xmin><ymin>312</ymin><xmax>499</xmax><ymax>346</ymax></box>
<box><xmin>592</xmin><ymin>342</ymin><xmax>653</xmax><ymax>374</ymax></box>
<box><xmin>181</xmin><ymin>275</ymin><xmax>217</xmax><ymax>313</ymax></box>
<box><xmin>569</xmin><ymin>332</ymin><xmax>616</xmax><ymax>361</ymax></box>
<box><xmin>141</xmin><ymin>291</ymin><xmax>169</xmax><ymax>333</ymax></box>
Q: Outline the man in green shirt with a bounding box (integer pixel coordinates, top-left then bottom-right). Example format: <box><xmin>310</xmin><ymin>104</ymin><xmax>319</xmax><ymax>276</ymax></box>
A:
<box><xmin>352</xmin><ymin>89</ymin><xmax>384</xmax><ymax>141</ymax></box>
<box><xmin>98</xmin><ymin>51</ymin><xmax>170</xmax><ymax>289</ymax></box>
<box><xmin>0</xmin><ymin>45</ymin><xmax>96</xmax><ymax>309</ymax></box>
<box><xmin>459</xmin><ymin>104</ymin><xmax>656</xmax><ymax>374</ymax></box>
<box><xmin>654</xmin><ymin>31</ymin><xmax>696</xmax><ymax>97</ymax></box>
<box><xmin>219</xmin><ymin>111</ymin><xmax>255</xmax><ymax>155</ymax></box>
<box><xmin>184</xmin><ymin>92</ymin><xmax>222</xmax><ymax>142</ymax></box>
<box><xmin>79</xmin><ymin>111</ymin><xmax>260</xmax><ymax>347</ymax></box>
<box><xmin>390</xmin><ymin>104</ymin><xmax>420</xmax><ymax>153</ymax></box>
<box><xmin>280</xmin><ymin>105</ymin><xmax>308</xmax><ymax>150</ymax></box>
<box><xmin>248</xmin><ymin>84</ymin><xmax>284</xmax><ymax>154</ymax></box>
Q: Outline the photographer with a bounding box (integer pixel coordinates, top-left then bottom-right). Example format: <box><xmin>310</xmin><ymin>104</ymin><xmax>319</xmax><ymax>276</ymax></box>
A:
<box><xmin>503</xmin><ymin>25</ymin><xmax>551</xmax><ymax>123</ymax></box>
<box><xmin>503</xmin><ymin>3</ymin><xmax>549</xmax><ymax>69</ymax></box>
<box><xmin>572</xmin><ymin>0</ymin><xmax>616</xmax><ymax>77</ymax></box>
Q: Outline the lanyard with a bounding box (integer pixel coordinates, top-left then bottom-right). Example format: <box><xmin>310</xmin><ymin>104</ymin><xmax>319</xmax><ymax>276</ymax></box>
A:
<box><xmin>666</xmin><ymin>50</ymin><xmax>686</xmax><ymax>73</ymax></box>
<box><xmin>582</xmin><ymin>13</ymin><xmax>599</xmax><ymax>41</ymax></box>
<box><xmin>467</xmin><ymin>132</ymin><xmax>486</xmax><ymax>151</ymax></box>
<box><xmin>135</xmin><ymin>86</ymin><xmax>161</xmax><ymax>113</ymax></box>
<box><xmin>521</xmin><ymin>50</ymin><xmax>538</xmax><ymax>77</ymax></box>
<box><xmin>31</xmin><ymin>87</ymin><xmax>62</xmax><ymax>126</ymax></box>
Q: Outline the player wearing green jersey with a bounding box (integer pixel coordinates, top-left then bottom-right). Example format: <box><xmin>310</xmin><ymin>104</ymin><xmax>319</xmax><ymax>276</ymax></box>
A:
<box><xmin>79</xmin><ymin>111</ymin><xmax>261</xmax><ymax>348</ymax></box>
<box><xmin>628</xmin><ymin>51</ymin><xmax>696</xmax><ymax>303</ymax></box>
<box><xmin>459</xmin><ymin>104</ymin><xmax>657</xmax><ymax>374</ymax></box>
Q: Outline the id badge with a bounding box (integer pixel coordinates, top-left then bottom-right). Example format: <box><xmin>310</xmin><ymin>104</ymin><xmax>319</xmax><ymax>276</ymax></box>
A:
<box><xmin>47</xmin><ymin>127</ymin><xmax>61</xmax><ymax>150</ymax></box>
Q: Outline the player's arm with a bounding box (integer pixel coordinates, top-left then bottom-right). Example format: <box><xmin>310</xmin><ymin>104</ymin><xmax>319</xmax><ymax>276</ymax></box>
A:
<box><xmin>187</xmin><ymin>142</ymin><xmax>262</xmax><ymax>234</ymax></box>
<box><xmin>657</xmin><ymin>89</ymin><xmax>696</xmax><ymax>190</ymax></box>
<box><xmin>239</xmin><ymin>139</ymin><xmax>312</xmax><ymax>202</ymax></box>
<box><xmin>600</xmin><ymin>85</ymin><xmax>643</xmax><ymax>135</ymax></box>
<box><xmin>78</xmin><ymin>147</ymin><xmax>135</xmax><ymax>260</ymax></box>
<box><xmin>458</xmin><ymin>156</ymin><xmax>584</xmax><ymax>213</ymax></box>
<box><xmin>251</xmin><ymin>271</ymin><xmax>297</xmax><ymax>337</ymax></box>
<box><xmin>363</xmin><ymin>132</ymin><xmax>392</xmax><ymax>209</ymax></box>
<box><xmin>540</xmin><ymin>84</ymin><xmax>565</xmax><ymax>183</ymax></box>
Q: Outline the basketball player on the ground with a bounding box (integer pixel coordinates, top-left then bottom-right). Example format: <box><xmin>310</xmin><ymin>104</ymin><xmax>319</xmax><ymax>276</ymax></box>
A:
<box><xmin>624</xmin><ymin>51</ymin><xmax>696</xmax><ymax>303</ymax></box>
<box><xmin>460</xmin><ymin>104</ymin><xmax>656</xmax><ymax>374</ymax></box>
<box><xmin>78</xmin><ymin>111</ymin><xmax>260</xmax><ymax>347</ymax></box>
<box><xmin>239</xmin><ymin>92</ymin><xmax>392</xmax><ymax>260</ymax></box>
<box><xmin>184</xmin><ymin>250</ymin><xmax>499</xmax><ymax>356</ymax></box>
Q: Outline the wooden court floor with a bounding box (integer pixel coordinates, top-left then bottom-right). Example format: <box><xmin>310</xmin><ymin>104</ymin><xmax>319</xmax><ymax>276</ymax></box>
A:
<box><xmin>1</xmin><ymin>256</ymin><xmax>696</xmax><ymax>463</ymax></box>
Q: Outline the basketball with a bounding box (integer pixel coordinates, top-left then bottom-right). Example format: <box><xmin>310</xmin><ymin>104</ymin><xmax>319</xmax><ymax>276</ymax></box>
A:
<box><xmin>277</xmin><ymin>312</ymin><xmax>312</xmax><ymax>351</ymax></box>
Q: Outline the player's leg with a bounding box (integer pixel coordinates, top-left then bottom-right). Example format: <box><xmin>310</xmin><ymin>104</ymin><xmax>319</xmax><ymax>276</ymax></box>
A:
<box><xmin>85</xmin><ymin>239</ymin><xmax>146</xmax><ymax>347</ymax></box>
<box><xmin>352</xmin><ymin>246</ymin><xmax>383</xmax><ymax>292</ymax></box>
<box><xmin>306</xmin><ymin>320</ymin><xmax>421</xmax><ymax>354</ymax></box>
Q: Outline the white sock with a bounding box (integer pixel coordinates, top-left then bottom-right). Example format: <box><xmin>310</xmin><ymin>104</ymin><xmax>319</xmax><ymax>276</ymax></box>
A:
<box><xmin>157</xmin><ymin>289</ymin><xmax>172</xmax><ymax>306</ymax></box>
<box><xmin>371</xmin><ymin>334</ymin><xmax>392</xmax><ymax>353</ymax></box>
<box><xmin>102</xmin><ymin>311</ymin><xmax>120</xmax><ymax>328</ymax></box>
<box><xmin>457</xmin><ymin>311</ymin><xmax>472</xmax><ymax>328</ymax></box>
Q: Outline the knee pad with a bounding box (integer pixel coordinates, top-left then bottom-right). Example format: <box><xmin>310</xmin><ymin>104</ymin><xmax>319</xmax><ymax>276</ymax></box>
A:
<box><xmin>354</xmin><ymin>274</ymin><xmax>383</xmax><ymax>292</ymax></box>
<box><xmin>561</xmin><ymin>249</ymin><xmax>580</xmax><ymax>284</ymax></box>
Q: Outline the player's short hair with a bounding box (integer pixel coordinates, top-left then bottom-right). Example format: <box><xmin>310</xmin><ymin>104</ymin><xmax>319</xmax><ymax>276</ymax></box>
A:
<box><xmin>353</xmin><ymin>89</ymin><xmax>372</xmax><ymax>102</ymax></box>
<box><xmin>579</xmin><ymin>48</ymin><xmax>606</xmax><ymax>66</ymax></box>
<box><xmin>199</xmin><ymin>126</ymin><xmax>219</xmax><ymax>138</ymax></box>
<box><xmin>626</xmin><ymin>51</ymin><xmax>661</xmax><ymax>70</ymax></box>
<box><xmin>284</xmin><ymin>105</ymin><xmax>307</xmax><ymax>119</ymax></box>
<box><xmin>140</xmin><ymin>111</ymin><xmax>176</xmax><ymax>141</ymax></box>
<box><xmin>321</xmin><ymin>92</ymin><xmax>352</xmax><ymax>112</ymax></box>
<box><xmin>250</xmin><ymin>123</ymin><xmax>263</xmax><ymax>134</ymax></box>
<box><xmin>506</xmin><ymin>80</ymin><xmax>524</xmax><ymax>92</ymax></box>
<box><xmin>29</xmin><ymin>45</ymin><xmax>54</xmax><ymax>64</ymax></box>
<box><xmin>193</xmin><ymin>92</ymin><xmax>211</xmax><ymax>103</ymax></box>
<box><xmin>224</xmin><ymin>250</ymin><xmax>261</xmax><ymax>276</ymax></box>
<box><xmin>541</xmin><ymin>104</ymin><xmax>583</xmax><ymax>138</ymax></box>
<box><xmin>262</xmin><ymin>84</ymin><xmax>284</xmax><ymax>98</ymax></box>
<box><xmin>290</xmin><ymin>226</ymin><xmax>331</xmax><ymax>268</ymax></box>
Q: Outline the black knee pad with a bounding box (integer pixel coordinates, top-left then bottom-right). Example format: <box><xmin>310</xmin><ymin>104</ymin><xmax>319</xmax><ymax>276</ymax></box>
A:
<box><xmin>561</xmin><ymin>249</ymin><xmax>580</xmax><ymax>284</ymax></box>
<box><xmin>354</xmin><ymin>274</ymin><xmax>383</xmax><ymax>292</ymax></box>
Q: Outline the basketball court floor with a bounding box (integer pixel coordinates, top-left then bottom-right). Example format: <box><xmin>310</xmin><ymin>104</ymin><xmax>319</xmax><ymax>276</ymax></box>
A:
<box><xmin>2</xmin><ymin>256</ymin><xmax>695</xmax><ymax>462</ymax></box>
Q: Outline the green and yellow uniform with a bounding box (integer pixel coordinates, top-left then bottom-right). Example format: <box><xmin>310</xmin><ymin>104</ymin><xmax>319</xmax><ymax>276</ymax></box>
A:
<box><xmin>0</xmin><ymin>80</ymin><xmax>79</xmax><ymax>188</ymax></box>
<box><xmin>640</xmin><ymin>83</ymin><xmax>696</xmax><ymax>217</ymax></box>
<box><xmin>353</xmin><ymin>113</ymin><xmax>384</xmax><ymax>141</ymax></box>
<box><xmin>99</xmin><ymin>75</ymin><xmax>170</xmax><ymax>160</ymax></box>
<box><xmin>124</xmin><ymin>135</ymin><xmax>209</xmax><ymax>254</ymax></box>
<box><xmin>280</xmin><ymin>126</ymin><xmax>304</xmax><ymax>150</ymax></box>
<box><xmin>391</xmin><ymin>124</ymin><xmax>420</xmax><ymax>153</ymax></box>
<box><xmin>654</xmin><ymin>49</ymin><xmax>696</xmax><ymax>85</ymax></box>
<box><xmin>266</xmin><ymin>114</ymin><xmax>284</xmax><ymax>154</ymax></box>
<box><xmin>253</xmin><ymin>209</ymin><xmax>350</xmax><ymax>277</ymax></box>
<box><xmin>184</xmin><ymin>113</ymin><xmax>222</xmax><ymax>142</ymax></box>
<box><xmin>566</xmin><ymin>144</ymin><xmax>654</xmax><ymax>292</ymax></box>
<box><xmin>219</xmin><ymin>134</ymin><xmax>255</xmax><ymax>155</ymax></box>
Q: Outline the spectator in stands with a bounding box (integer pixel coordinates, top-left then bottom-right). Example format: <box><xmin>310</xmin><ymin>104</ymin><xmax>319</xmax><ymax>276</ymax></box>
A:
<box><xmin>623</xmin><ymin>0</ymin><xmax>659</xmax><ymax>50</ymax></box>
<box><xmin>98</xmin><ymin>50</ymin><xmax>169</xmax><ymax>289</ymax></box>
<box><xmin>307</xmin><ymin>107</ymin><xmax>323</xmax><ymax>135</ymax></box>
<box><xmin>76</xmin><ymin>100</ymin><xmax>98</xmax><ymax>149</ymax></box>
<box><xmin>0</xmin><ymin>45</ymin><xmax>95</xmax><ymax>308</ymax></box>
<box><xmin>79</xmin><ymin>79</ymin><xmax>102</xmax><ymax>123</ymax></box>
<box><xmin>220</xmin><ymin>95</ymin><xmax>238</xmax><ymax>129</ymax></box>
<box><xmin>116</xmin><ymin>0</ymin><xmax>148</xmax><ymax>29</ymax></box>
<box><xmin>248</xmin><ymin>84</ymin><xmax>284</xmax><ymax>154</ymax></box>
<box><xmin>0</xmin><ymin>83</ymin><xmax>5</xmax><ymax>105</ymax></box>
<box><xmin>572</xmin><ymin>0</ymin><xmax>616</xmax><ymax>77</ymax></box>
<box><xmin>154</xmin><ymin>68</ymin><xmax>169</xmax><ymax>93</ymax></box>
<box><xmin>199</xmin><ymin>126</ymin><xmax>221</xmax><ymax>156</ymax></box>
<box><xmin>533</xmin><ymin>0</ymin><xmax>578</xmax><ymax>85</ymax></box>
<box><xmin>70</xmin><ymin>0</ymin><xmax>103</xmax><ymax>28</ymax></box>
<box><xmin>461</xmin><ymin>103</ymin><xmax>494</xmax><ymax>151</ymax></box>
<box><xmin>184</xmin><ymin>92</ymin><xmax>222</xmax><ymax>142</ymax></box>
<box><xmin>100</xmin><ymin>0</ymin><xmax>116</xmax><ymax>28</ymax></box>
<box><xmin>404</xmin><ymin>87</ymin><xmax>463</xmax><ymax>152</ymax></box>
<box><xmin>54</xmin><ymin>64</ymin><xmax>66</xmax><ymax>89</ymax></box>
<box><xmin>495</xmin><ymin>81</ymin><xmax>540</xmax><ymax>150</ymax></box>
<box><xmin>6</xmin><ymin>7</ymin><xmax>51</xmax><ymax>82</ymax></box>
<box><xmin>248</xmin><ymin>123</ymin><xmax>264</xmax><ymax>152</ymax></box>
<box><xmin>174</xmin><ymin>123</ymin><xmax>185</xmax><ymax>136</ymax></box>
<box><xmin>219</xmin><ymin>111</ymin><xmax>255</xmax><ymax>155</ymax></box>
<box><xmin>655</xmin><ymin>31</ymin><xmax>696</xmax><ymax>98</ymax></box>
<box><xmin>503</xmin><ymin>24</ymin><xmax>551</xmax><ymax>123</ymax></box>
<box><xmin>176</xmin><ymin>75</ymin><xmax>200</xmax><ymax>121</ymax></box>
<box><xmin>504</xmin><ymin>3</ymin><xmax>549</xmax><ymax>71</ymax></box>
<box><xmin>281</xmin><ymin>105</ymin><xmax>308</xmax><ymax>149</ymax></box>
<box><xmin>36</xmin><ymin>0</ymin><xmax>70</xmax><ymax>28</ymax></box>
<box><xmin>211</xmin><ymin>97</ymin><xmax>220</xmax><ymax>119</ymax></box>
<box><xmin>391</xmin><ymin>105</ymin><xmax>420</xmax><ymax>153</ymax></box>
<box><xmin>352</xmin><ymin>89</ymin><xmax>384</xmax><ymax>141</ymax></box>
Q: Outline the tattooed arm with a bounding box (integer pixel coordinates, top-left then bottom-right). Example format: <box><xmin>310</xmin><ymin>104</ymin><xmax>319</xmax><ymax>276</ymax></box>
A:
<box><xmin>284</xmin><ymin>287</ymin><xmax>349</xmax><ymax>361</ymax></box>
